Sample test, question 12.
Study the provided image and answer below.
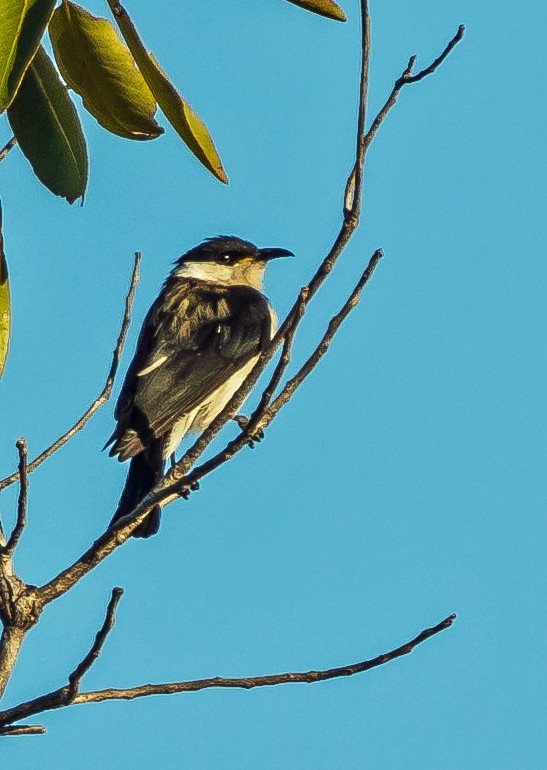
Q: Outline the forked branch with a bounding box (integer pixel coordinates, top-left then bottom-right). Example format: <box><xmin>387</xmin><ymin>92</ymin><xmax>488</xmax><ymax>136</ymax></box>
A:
<box><xmin>0</xmin><ymin>613</ymin><xmax>455</xmax><ymax>731</ymax></box>
<box><xmin>0</xmin><ymin>588</ymin><xmax>123</xmax><ymax>734</ymax></box>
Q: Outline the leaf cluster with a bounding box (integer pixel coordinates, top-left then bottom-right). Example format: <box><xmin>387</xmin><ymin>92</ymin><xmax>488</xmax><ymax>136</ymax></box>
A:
<box><xmin>0</xmin><ymin>0</ymin><xmax>345</xmax><ymax>204</ymax></box>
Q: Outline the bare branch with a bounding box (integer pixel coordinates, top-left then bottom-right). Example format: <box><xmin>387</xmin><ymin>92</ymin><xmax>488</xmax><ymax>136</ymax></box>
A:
<box><xmin>0</xmin><ymin>252</ymin><xmax>141</xmax><ymax>492</ymax></box>
<box><xmin>0</xmin><ymin>724</ymin><xmax>45</xmax><ymax>736</ymax></box>
<box><xmin>66</xmin><ymin>587</ymin><xmax>123</xmax><ymax>701</ymax></box>
<box><xmin>0</xmin><ymin>137</ymin><xmax>17</xmax><ymax>164</ymax></box>
<box><xmin>405</xmin><ymin>25</ymin><xmax>465</xmax><ymax>83</ymax></box>
<box><xmin>265</xmin><ymin>248</ymin><xmax>382</xmax><ymax>426</ymax></box>
<box><xmin>0</xmin><ymin>614</ymin><xmax>455</xmax><ymax>729</ymax></box>
<box><xmin>3</xmin><ymin>440</ymin><xmax>28</xmax><ymax>556</ymax></box>
<box><xmin>0</xmin><ymin>626</ymin><xmax>26</xmax><ymax>699</ymax></box>
<box><xmin>250</xmin><ymin>287</ymin><xmax>308</xmax><ymax>424</ymax></box>
<box><xmin>0</xmin><ymin>588</ymin><xmax>123</xmax><ymax>730</ymax></box>
<box><xmin>364</xmin><ymin>25</ymin><xmax>465</xmax><ymax>151</ymax></box>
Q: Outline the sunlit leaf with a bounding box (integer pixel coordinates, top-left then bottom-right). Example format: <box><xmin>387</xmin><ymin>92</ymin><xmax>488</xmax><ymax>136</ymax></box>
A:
<box><xmin>0</xmin><ymin>0</ymin><xmax>56</xmax><ymax>112</ymax></box>
<box><xmin>284</xmin><ymin>0</ymin><xmax>346</xmax><ymax>22</ymax></box>
<box><xmin>49</xmin><ymin>1</ymin><xmax>163</xmax><ymax>140</ymax></box>
<box><xmin>106</xmin><ymin>0</ymin><xmax>227</xmax><ymax>183</ymax></box>
<box><xmin>0</xmin><ymin>203</ymin><xmax>10</xmax><ymax>379</ymax></box>
<box><xmin>7</xmin><ymin>46</ymin><xmax>88</xmax><ymax>203</ymax></box>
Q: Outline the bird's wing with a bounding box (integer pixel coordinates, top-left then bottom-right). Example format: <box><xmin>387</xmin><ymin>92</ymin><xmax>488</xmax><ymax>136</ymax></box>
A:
<box><xmin>108</xmin><ymin>280</ymin><xmax>272</xmax><ymax>459</ymax></box>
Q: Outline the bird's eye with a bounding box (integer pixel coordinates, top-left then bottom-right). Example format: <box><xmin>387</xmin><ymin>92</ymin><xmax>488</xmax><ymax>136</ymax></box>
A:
<box><xmin>219</xmin><ymin>253</ymin><xmax>234</xmax><ymax>264</ymax></box>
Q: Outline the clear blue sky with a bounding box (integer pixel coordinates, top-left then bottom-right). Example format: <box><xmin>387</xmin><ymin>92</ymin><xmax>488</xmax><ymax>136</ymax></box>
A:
<box><xmin>1</xmin><ymin>0</ymin><xmax>546</xmax><ymax>767</ymax></box>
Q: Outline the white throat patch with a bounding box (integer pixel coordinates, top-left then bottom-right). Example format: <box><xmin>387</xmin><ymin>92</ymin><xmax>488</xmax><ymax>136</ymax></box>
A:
<box><xmin>174</xmin><ymin>260</ymin><xmax>266</xmax><ymax>290</ymax></box>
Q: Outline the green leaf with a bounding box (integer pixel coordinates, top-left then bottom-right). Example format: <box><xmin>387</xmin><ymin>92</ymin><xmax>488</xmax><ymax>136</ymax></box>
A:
<box><xmin>7</xmin><ymin>46</ymin><xmax>88</xmax><ymax>203</ymax></box>
<box><xmin>49</xmin><ymin>1</ymin><xmax>163</xmax><ymax>141</ymax></box>
<box><xmin>0</xmin><ymin>203</ymin><xmax>10</xmax><ymax>379</ymax></box>
<box><xmin>284</xmin><ymin>0</ymin><xmax>346</xmax><ymax>22</ymax></box>
<box><xmin>0</xmin><ymin>0</ymin><xmax>57</xmax><ymax>112</ymax></box>
<box><xmin>106</xmin><ymin>0</ymin><xmax>227</xmax><ymax>183</ymax></box>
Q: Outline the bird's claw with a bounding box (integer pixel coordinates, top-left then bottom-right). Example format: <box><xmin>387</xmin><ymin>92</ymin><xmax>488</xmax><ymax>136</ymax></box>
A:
<box><xmin>234</xmin><ymin>414</ymin><xmax>264</xmax><ymax>447</ymax></box>
<box><xmin>180</xmin><ymin>480</ymin><xmax>200</xmax><ymax>499</ymax></box>
<box><xmin>246</xmin><ymin>428</ymin><xmax>264</xmax><ymax>448</ymax></box>
<box><xmin>180</xmin><ymin>480</ymin><xmax>200</xmax><ymax>500</ymax></box>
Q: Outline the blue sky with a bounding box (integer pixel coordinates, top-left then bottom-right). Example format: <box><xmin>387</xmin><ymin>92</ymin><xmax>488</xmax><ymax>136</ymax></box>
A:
<box><xmin>1</xmin><ymin>0</ymin><xmax>546</xmax><ymax>766</ymax></box>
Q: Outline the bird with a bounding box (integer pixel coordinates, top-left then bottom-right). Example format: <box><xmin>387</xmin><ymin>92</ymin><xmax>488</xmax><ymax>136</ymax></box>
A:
<box><xmin>106</xmin><ymin>235</ymin><xmax>293</xmax><ymax>538</ymax></box>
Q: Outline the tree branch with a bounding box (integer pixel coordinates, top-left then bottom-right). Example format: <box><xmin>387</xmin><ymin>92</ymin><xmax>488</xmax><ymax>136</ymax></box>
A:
<box><xmin>364</xmin><ymin>25</ymin><xmax>464</xmax><ymax>152</ymax></box>
<box><xmin>0</xmin><ymin>724</ymin><xmax>45</xmax><ymax>736</ymax></box>
<box><xmin>0</xmin><ymin>588</ymin><xmax>123</xmax><ymax>729</ymax></box>
<box><xmin>0</xmin><ymin>252</ymin><xmax>141</xmax><ymax>492</ymax></box>
<box><xmin>0</xmin><ymin>613</ymin><xmax>455</xmax><ymax>730</ymax></box>
<box><xmin>264</xmin><ymin>247</ymin><xmax>383</xmax><ymax>427</ymax></box>
<box><xmin>66</xmin><ymin>587</ymin><xmax>123</xmax><ymax>701</ymax></box>
<box><xmin>3</xmin><ymin>440</ymin><xmax>28</xmax><ymax>556</ymax></box>
<box><xmin>0</xmin><ymin>137</ymin><xmax>17</xmax><ymax>164</ymax></box>
<box><xmin>0</xmin><ymin>626</ymin><xmax>26</xmax><ymax>699</ymax></box>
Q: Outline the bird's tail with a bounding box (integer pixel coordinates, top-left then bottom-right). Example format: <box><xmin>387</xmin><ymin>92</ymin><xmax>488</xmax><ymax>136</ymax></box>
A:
<box><xmin>109</xmin><ymin>444</ymin><xmax>165</xmax><ymax>538</ymax></box>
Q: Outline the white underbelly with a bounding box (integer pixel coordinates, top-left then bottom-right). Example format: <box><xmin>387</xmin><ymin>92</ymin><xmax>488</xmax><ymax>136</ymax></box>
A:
<box><xmin>164</xmin><ymin>356</ymin><xmax>259</xmax><ymax>458</ymax></box>
<box><xmin>164</xmin><ymin>306</ymin><xmax>276</xmax><ymax>459</ymax></box>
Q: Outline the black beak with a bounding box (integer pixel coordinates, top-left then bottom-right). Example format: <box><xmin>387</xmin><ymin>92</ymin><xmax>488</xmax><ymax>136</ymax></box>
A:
<box><xmin>258</xmin><ymin>247</ymin><xmax>294</xmax><ymax>261</ymax></box>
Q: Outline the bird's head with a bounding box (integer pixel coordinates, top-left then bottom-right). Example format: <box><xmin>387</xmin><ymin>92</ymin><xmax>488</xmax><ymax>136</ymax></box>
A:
<box><xmin>173</xmin><ymin>236</ymin><xmax>293</xmax><ymax>290</ymax></box>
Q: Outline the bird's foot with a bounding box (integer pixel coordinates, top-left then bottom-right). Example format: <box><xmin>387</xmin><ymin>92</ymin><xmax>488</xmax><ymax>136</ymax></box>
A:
<box><xmin>234</xmin><ymin>414</ymin><xmax>264</xmax><ymax>448</ymax></box>
<box><xmin>180</xmin><ymin>480</ymin><xmax>200</xmax><ymax>500</ymax></box>
<box><xmin>234</xmin><ymin>414</ymin><xmax>249</xmax><ymax>430</ymax></box>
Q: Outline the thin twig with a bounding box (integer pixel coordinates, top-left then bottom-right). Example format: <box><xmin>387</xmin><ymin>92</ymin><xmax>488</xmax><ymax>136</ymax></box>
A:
<box><xmin>248</xmin><ymin>288</ymin><xmax>308</xmax><ymax>426</ymax></box>
<box><xmin>0</xmin><ymin>724</ymin><xmax>45</xmax><ymax>736</ymax></box>
<box><xmin>0</xmin><ymin>137</ymin><xmax>17</xmax><ymax>164</ymax></box>
<box><xmin>0</xmin><ymin>614</ymin><xmax>455</xmax><ymax>729</ymax></box>
<box><xmin>405</xmin><ymin>25</ymin><xmax>465</xmax><ymax>83</ymax></box>
<box><xmin>66</xmin><ymin>588</ymin><xmax>123</xmax><ymax>702</ymax></box>
<box><xmin>3</xmin><ymin>440</ymin><xmax>28</xmax><ymax>555</ymax></box>
<box><xmin>0</xmin><ymin>253</ymin><xmax>141</xmax><ymax>492</ymax></box>
<box><xmin>364</xmin><ymin>25</ymin><xmax>464</xmax><ymax>151</ymax></box>
<box><xmin>265</xmin><ymin>248</ymin><xmax>382</xmax><ymax>426</ymax></box>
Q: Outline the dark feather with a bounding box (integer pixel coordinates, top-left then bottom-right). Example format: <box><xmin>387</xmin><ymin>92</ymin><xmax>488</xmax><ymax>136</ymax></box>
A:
<box><xmin>107</xmin><ymin>280</ymin><xmax>272</xmax><ymax>460</ymax></box>
<box><xmin>109</xmin><ymin>440</ymin><xmax>165</xmax><ymax>538</ymax></box>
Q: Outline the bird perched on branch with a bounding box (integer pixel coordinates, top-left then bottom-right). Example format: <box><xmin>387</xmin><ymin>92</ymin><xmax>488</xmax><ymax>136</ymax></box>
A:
<box><xmin>106</xmin><ymin>236</ymin><xmax>293</xmax><ymax>538</ymax></box>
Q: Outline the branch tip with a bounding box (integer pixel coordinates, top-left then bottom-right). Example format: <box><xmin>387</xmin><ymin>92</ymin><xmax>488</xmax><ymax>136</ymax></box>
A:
<box><xmin>66</xmin><ymin>587</ymin><xmax>124</xmax><ymax>701</ymax></box>
<box><xmin>3</xmin><ymin>438</ymin><xmax>29</xmax><ymax>555</ymax></box>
